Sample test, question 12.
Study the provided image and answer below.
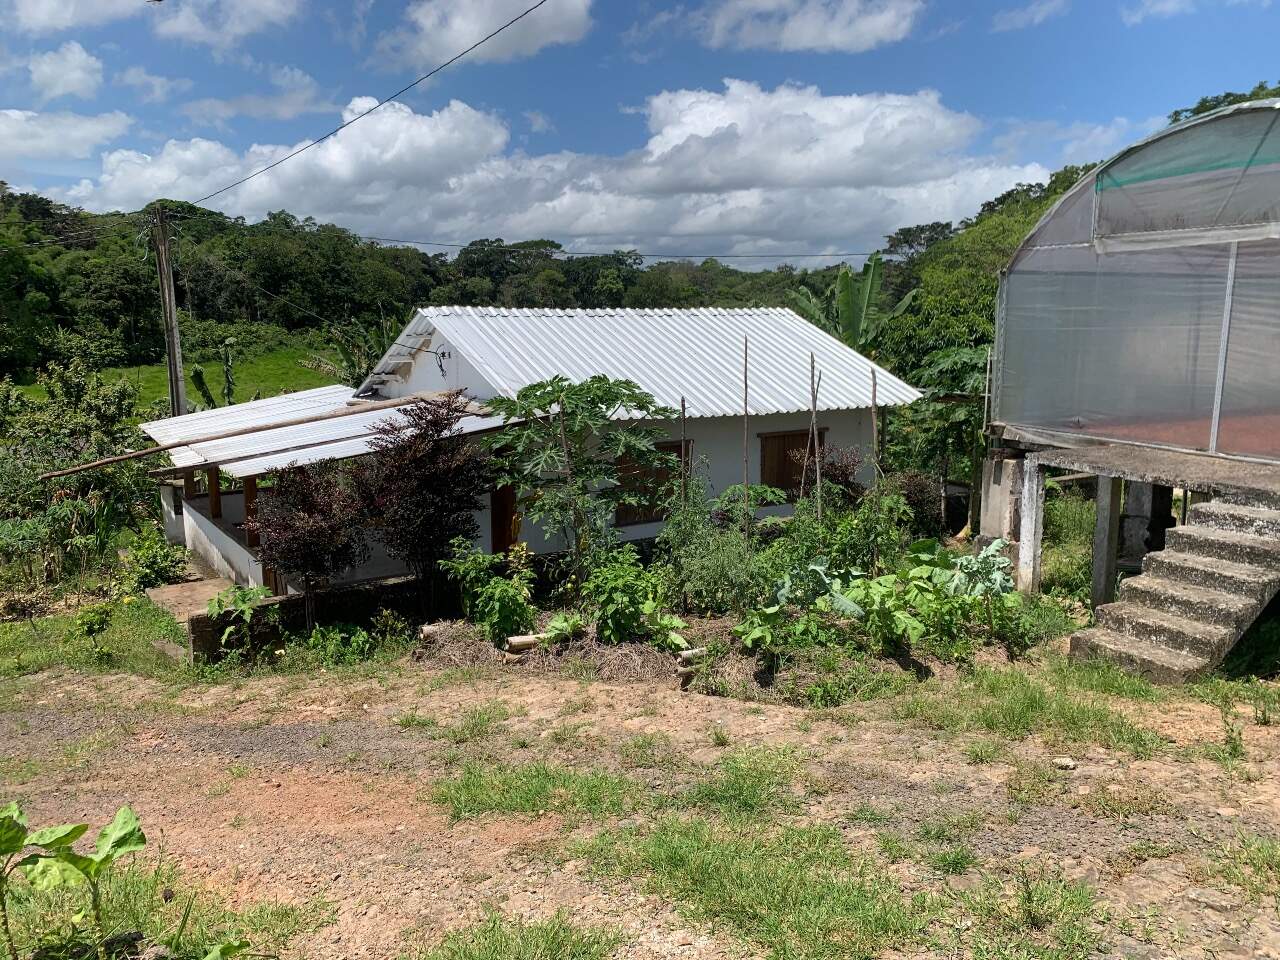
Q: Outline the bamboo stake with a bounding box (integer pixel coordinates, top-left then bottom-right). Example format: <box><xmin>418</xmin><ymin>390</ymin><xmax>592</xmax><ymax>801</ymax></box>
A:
<box><xmin>870</xmin><ymin>368</ymin><xmax>881</xmax><ymax>481</ymax></box>
<box><xmin>742</xmin><ymin>336</ymin><xmax>750</xmax><ymax>537</ymax></box>
<box><xmin>815</xmin><ymin>369</ymin><xmax>823</xmax><ymax>521</ymax></box>
<box><xmin>680</xmin><ymin>396</ymin><xmax>688</xmax><ymax>509</ymax></box>
<box><xmin>800</xmin><ymin>354</ymin><xmax>815</xmax><ymax>502</ymax></box>
<box><xmin>39</xmin><ymin>390</ymin><xmax>465</xmax><ymax>480</ymax></box>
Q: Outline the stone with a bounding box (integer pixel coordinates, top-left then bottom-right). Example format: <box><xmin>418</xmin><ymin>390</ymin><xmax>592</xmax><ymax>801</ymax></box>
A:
<box><xmin>1052</xmin><ymin>756</ymin><xmax>1077</xmax><ymax>770</ymax></box>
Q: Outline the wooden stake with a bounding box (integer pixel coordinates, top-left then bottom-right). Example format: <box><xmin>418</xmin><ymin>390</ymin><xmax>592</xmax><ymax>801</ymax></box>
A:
<box><xmin>207</xmin><ymin>466</ymin><xmax>221</xmax><ymax>519</ymax></box>
<box><xmin>243</xmin><ymin>475</ymin><xmax>259</xmax><ymax>549</ymax></box>
<box><xmin>813</xmin><ymin>359</ymin><xmax>823</xmax><ymax>521</ymax></box>
<box><xmin>680</xmin><ymin>396</ymin><xmax>688</xmax><ymax>509</ymax></box>
<box><xmin>870</xmin><ymin>368</ymin><xmax>880</xmax><ymax>481</ymax></box>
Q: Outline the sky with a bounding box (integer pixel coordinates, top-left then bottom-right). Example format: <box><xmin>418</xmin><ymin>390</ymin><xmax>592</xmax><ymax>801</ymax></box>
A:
<box><xmin>1</xmin><ymin>0</ymin><xmax>1277</xmax><ymax>262</ymax></box>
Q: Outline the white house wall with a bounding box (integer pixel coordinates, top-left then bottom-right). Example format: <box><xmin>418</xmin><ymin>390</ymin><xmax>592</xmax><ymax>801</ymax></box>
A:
<box><xmin>399</xmin><ymin>334</ymin><xmax>498</xmax><ymax>400</ymax></box>
<box><xmin>181</xmin><ymin>493</ymin><xmax>266</xmax><ymax>588</ymax></box>
<box><xmin>498</xmin><ymin>408</ymin><xmax>873</xmax><ymax>553</ymax></box>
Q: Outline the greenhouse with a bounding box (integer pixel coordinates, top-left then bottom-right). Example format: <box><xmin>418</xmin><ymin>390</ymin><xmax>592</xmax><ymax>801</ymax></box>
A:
<box><xmin>995</xmin><ymin>98</ymin><xmax>1280</xmax><ymax>462</ymax></box>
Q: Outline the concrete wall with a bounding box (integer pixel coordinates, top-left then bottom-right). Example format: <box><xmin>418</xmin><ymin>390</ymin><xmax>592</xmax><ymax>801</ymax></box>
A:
<box><xmin>159</xmin><ymin>483</ymin><xmax>185</xmax><ymax>546</ymax></box>
<box><xmin>181</xmin><ymin>492</ymin><xmax>266</xmax><ymax>588</ymax></box>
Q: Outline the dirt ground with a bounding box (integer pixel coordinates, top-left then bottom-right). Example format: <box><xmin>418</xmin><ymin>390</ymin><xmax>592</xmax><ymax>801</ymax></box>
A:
<box><xmin>3</xmin><ymin>654</ymin><xmax>1279</xmax><ymax>960</ymax></box>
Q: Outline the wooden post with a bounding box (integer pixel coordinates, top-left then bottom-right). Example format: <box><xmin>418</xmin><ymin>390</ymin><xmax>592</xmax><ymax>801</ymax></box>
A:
<box><xmin>243</xmin><ymin>475</ymin><xmax>259</xmax><ymax>548</ymax></box>
<box><xmin>149</xmin><ymin>204</ymin><xmax>187</xmax><ymax>417</ymax></box>
<box><xmin>870</xmin><ymin>368</ymin><xmax>880</xmax><ymax>481</ymax></box>
<box><xmin>182</xmin><ymin>470</ymin><xmax>197</xmax><ymax>501</ymax></box>
<box><xmin>680</xmin><ymin>396</ymin><xmax>688</xmax><ymax>509</ymax></box>
<box><xmin>206</xmin><ymin>466</ymin><xmax>221</xmax><ymax>519</ymax></box>
<box><xmin>1017</xmin><ymin>455</ymin><xmax>1045</xmax><ymax>593</ymax></box>
<box><xmin>1091</xmin><ymin>475</ymin><xmax>1123</xmax><ymax>609</ymax></box>
<box><xmin>742</xmin><ymin>336</ymin><xmax>750</xmax><ymax>534</ymax></box>
<box><xmin>809</xmin><ymin>355</ymin><xmax>822</xmax><ymax>521</ymax></box>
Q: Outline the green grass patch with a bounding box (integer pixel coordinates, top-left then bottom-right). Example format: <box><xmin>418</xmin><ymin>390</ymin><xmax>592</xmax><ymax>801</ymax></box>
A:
<box><xmin>949</xmin><ymin>866</ymin><xmax>1098</xmax><ymax>958</ymax></box>
<box><xmin>19</xmin><ymin>346</ymin><xmax>336</xmax><ymax>408</ymax></box>
<box><xmin>1073</xmin><ymin>783</ymin><xmax>1169</xmax><ymax>821</ymax></box>
<box><xmin>1211</xmin><ymin>832</ymin><xmax>1280</xmax><ymax>905</ymax></box>
<box><xmin>583</xmin><ymin>816</ymin><xmax>937</xmax><ymax>960</ymax></box>
<box><xmin>432</xmin><ymin>762</ymin><xmax>633</xmax><ymax>820</ymax></box>
<box><xmin>410</xmin><ymin>910</ymin><xmax>621</xmax><ymax>960</ymax></box>
<box><xmin>7</xmin><ymin>860</ymin><xmax>333</xmax><ymax>958</ymax></box>
<box><xmin>395</xmin><ymin>701</ymin><xmax>511</xmax><ymax>744</ymax></box>
<box><xmin>1044</xmin><ymin>654</ymin><xmax>1162</xmax><ymax>702</ymax></box>
<box><xmin>891</xmin><ymin>666</ymin><xmax>1164</xmax><ymax>757</ymax></box>
<box><xmin>927</xmin><ymin>845</ymin><xmax>979</xmax><ymax>876</ymax></box>
<box><xmin>681</xmin><ymin>747</ymin><xmax>797</xmax><ymax>818</ymax></box>
<box><xmin>1005</xmin><ymin>761</ymin><xmax>1067</xmax><ymax>806</ymax></box>
<box><xmin>962</xmin><ymin>738</ymin><xmax>1005</xmax><ymax>765</ymax></box>
<box><xmin>618</xmin><ymin>732</ymin><xmax>682</xmax><ymax>770</ymax></box>
<box><xmin>0</xmin><ymin>598</ymin><xmax>189</xmax><ymax>680</ymax></box>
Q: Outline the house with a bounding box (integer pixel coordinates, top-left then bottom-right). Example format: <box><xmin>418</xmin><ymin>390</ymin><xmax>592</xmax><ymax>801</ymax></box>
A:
<box><xmin>148</xmin><ymin>305</ymin><xmax>920</xmax><ymax>589</ymax></box>
<box><xmin>979</xmin><ymin>98</ymin><xmax>1280</xmax><ymax>680</ymax></box>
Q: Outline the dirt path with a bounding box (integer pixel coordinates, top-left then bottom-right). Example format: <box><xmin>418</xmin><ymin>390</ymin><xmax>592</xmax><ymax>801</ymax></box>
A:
<box><xmin>3</xmin><ymin>663</ymin><xmax>1279</xmax><ymax>959</ymax></box>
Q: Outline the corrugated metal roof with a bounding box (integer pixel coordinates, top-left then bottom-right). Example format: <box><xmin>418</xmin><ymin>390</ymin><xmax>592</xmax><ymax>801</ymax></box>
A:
<box><xmin>360</xmin><ymin>306</ymin><xmax>920</xmax><ymax>417</ymax></box>
<box><xmin>140</xmin><ymin>385</ymin><xmax>355</xmax><ymax>446</ymax></box>
<box><xmin>218</xmin><ymin>413</ymin><xmax>506</xmax><ymax>478</ymax></box>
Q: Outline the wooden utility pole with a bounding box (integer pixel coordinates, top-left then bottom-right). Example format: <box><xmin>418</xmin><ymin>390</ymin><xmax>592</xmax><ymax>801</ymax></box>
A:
<box><xmin>150</xmin><ymin>203</ymin><xmax>187</xmax><ymax>417</ymax></box>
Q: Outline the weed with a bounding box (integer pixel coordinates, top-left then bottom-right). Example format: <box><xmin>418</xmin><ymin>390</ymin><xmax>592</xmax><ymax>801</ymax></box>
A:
<box><xmin>583</xmin><ymin>817</ymin><xmax>936</xmax><ymax>960</ymax></box>
<box><xmin>875</xmin><ymin>832</ymin><xmax>912</xmax><ymax>863</ymax></box>
<box><xmin>847</xmin><ymin>803</ymin><xmax>892</xmax><ymax>825</ymax></box>
<box><xmin>558</xmin><ymin>695</ymin><xmax>595</xmax><ymax>716</ymax></box>
<box><xmin>952</xmin><ymin>865</ymin><xmax>1097</xmax><ymax>957</ymax></box>
<box><xmin>618</xmin><ymin>733</ymin><xmax>681</xmax><ymax>770</ymax></box>
<box><xmin>546</xmin><ymin>722</ymin><xmax>590</xmax><ymax>748</ymax></box>
<box><xmin>410</xmin><ymin>910</ymin><xmax>620</xmax><ymax>960</ymax></box>
<box><xmin>1211</xmin><ymin>832</ymin><xmax>1280</xmax><ymax>905</ymax></box>
<box><xmin>1005</xmin><ymin>761</ymin><xmax>1065</xmax><ymax>806</ymax></box>
<box><xmin>928</xmin><ymin>845</ymin><xmax>979</xmax><ymax>875</ymax></box>
<box><xmin>1045</xmin><ymin>654</ymin><xmax>1161</xmax><ymax>702</ymax></box>
<box><xmin>962</xmin><ymin>739</ymin><xmax>1005</xmax><ymax>765</ymax></box>
<box><xmin>432</xmin><ymin>762</ymin><xmax>632</xmax><ymax>820</ymax></box>
<box><xmin>915</xmin><ymin>811</ymin><xmax>983</xmax><ymax>843</ymax></box>
<box><xmin>396</xmin><ymin>709</ymin><xmax>439</xmax><ymax>731</ymax></box>
<box><xmin>682</xmin><ymin>748</ymin><xmax>797</xmax><ymax>818</ymax></box>
<box><xmin>1074</xmin><ymin>783</ymin><xmax>1169</xmax><ymax>821</ymax></box>
<box><xmin>708</xmin><ymin>725</ymin><xmax>731</xmax><ymax>748</ymax></box>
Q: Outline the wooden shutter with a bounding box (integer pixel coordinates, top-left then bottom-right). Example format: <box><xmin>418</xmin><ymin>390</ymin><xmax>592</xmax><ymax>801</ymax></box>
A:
<box><xmin>615</xmin><ymin>440</ymin><xmax>689</xmax><ymax>527</ymax></box>
<box><xmin>759</xmin><ymin>430</ymin><xmax>826</xmax><ymax>501</ymax></box>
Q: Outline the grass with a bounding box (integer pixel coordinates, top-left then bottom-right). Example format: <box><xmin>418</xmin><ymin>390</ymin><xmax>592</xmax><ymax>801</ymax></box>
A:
<box><xmin>0</xmin><ymin>598</ymin><xmax>189</xmax><ymax>680</ymax></box>
<box><xmin>1005</xmin><ymin>761</ymin><xmax>1066</xmax><ymax>806</ymax></box>
<box><xmin>431</xmin><ymin>762</ymin><xmax>633</xmax><ymax>820</ymax></box>
<box><xmin>583</xmin><ymin>817</ymin><xmax>936</xmax><ymax>960</ymax></box>
<box><xmin>1211</xmin><ymin>832</ymin><xmax>1280</xmax><ymax>905</ymax></box>
<box><xmin>7</xmin><ymin>860</ymin><xmax>334</xmax><ymax>958</ymax></box>
<box><xmin>950</xmin><ymin>866</ymin><xmax>1098</xmax><ymax>958</ymax></box>
<box><xmin>890</xmin><ymin>666</ymin><xmax>1165</xmax><ymax>758</ymax></box>
<box><xmin>617</xmin><ymin>732</ymin><xmax>682</xmax><ymax>770</ymax></box>
<box><xmin>927</xmin><ymin>845</ymin><xmax>979</xmax><ymax>876</ymax></box>
<box><xmin>680</xmin><ymin>747</ymin><xmax>797</xmax><ymax>819</ymax></box>
<box><xmin>410</xmin><ymin>911</ymin><xmax>621</xmax><ymax>960</ymax></box>
<box><xmin>1074</xmin><ymin>783</ymin><xmax>1170</xmax><ymax>821</ymax></box>
<box><xmin>962</xmin><ymin>738</ymin><xmax>1005</xmax><ymax>765</ymax></box>
<box><xmin>19</xmin><ymin>346</ymin><xmax>335</xmax><ymax>408</ymax></box>
<box><xmin>395</xmin><ymin>701</ymin><xmax>511</xmax><ymax>744</ymax></box>
<box><xmin>1044</xmin><ymin>654</ymin><xmax>1162</xmax><ymax>702</ymax></box>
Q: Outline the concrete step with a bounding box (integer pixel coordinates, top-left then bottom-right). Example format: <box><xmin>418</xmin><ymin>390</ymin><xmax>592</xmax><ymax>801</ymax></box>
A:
<box><xmin>1096</xmin><ymin>601</ymin><xmax>1235</xmax><ymax>659</ymax></box>
<box><xmin>1069</xmin><ymin>627</ymin><xmax>1210</xmax><ymax>684</ymax></box>
<box><xmin>1218</xmin><ymin>491</ymin><xmax>1280</xmax><ymax>512</ymax></box>
<box><xmin>1118</xmin><ymin>574</ymin><xmax>1259</xmax><ymax>631</ymax></box>
<box><xmin>1190</xmin><ymin>500</ymin><xmax>1280</xmax><ymax>538</ymax></box>
<box><xmin>1143</xmin><ymin>549</ymin><xmax>1280</xmax><ymax>600</ymax></box>
<box><xmin>1166</xmin><ymin>524</ymin><xmax>1280</xmax><ymax>569</ymax></box>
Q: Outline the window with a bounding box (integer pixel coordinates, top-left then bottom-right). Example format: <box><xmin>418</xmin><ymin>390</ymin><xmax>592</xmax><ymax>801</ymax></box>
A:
<box><xmin>615</xmin><ymin>440</ymin><xmax>691</xmax><ymax>527</ymax></box>
<box><xmin>760</xmin><ymin>429</ymin><xmax>825</xmax><ymax>500</ymax></box>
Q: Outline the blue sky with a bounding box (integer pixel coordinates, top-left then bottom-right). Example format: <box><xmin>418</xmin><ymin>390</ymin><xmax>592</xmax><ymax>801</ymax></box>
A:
<box><xmin>2</xmin><ymin>0</ymin><xmax>1277</xmax><ymax>259</ymax></box>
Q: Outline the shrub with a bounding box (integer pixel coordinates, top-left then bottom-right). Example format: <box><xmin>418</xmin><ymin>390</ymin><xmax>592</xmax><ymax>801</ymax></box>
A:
<box><xmin>303</xmin><ymin>623</ymin><xmax>377</xmax><ymax>665</ymax></box>
<box><xmin>582</xmin><ymin>547</ymin><xmax>686</xmax><ymax>650</ymax></box>
<box><xmin>441</xmin><ymin>540</ymin><xmax>537</xmax><ymax>645</ymax></box>
<box><xmin>119</xmin><ymin>524</ymin><xmax>186</xmax><ymax>594</ymax></box>
<box><xmin>888</xmin><ymin>470</ymin><xmax>942</xmax><ymax>537</ymax></box>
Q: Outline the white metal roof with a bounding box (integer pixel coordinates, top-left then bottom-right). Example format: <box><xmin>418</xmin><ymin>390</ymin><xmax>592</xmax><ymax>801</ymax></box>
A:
<box><xmin>140</xmin><ymin>385</ymin><xmax>355</xmax><ymax>446</ymax></box>
<box><xmin>360</xmin><ymin>306</ymin><xmax>920</xmax><ymax>416</ymax></box>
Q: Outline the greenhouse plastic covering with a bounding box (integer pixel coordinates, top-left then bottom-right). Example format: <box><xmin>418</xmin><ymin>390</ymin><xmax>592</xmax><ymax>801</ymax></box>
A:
<box><xmin>996</xmin><ymin>100</ymin><xmax>1280</xmax><ymax>462</ymax></box>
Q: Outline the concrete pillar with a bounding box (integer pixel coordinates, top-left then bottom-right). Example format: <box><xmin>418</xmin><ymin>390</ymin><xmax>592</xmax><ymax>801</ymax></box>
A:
<box><xmin>206</xmin><ymin>466</ymin><xmax>221</xmax><ymax>519</ymax></box>
<box><xmin>1118</xmin><ymin>482</ymin><xmax>1175</xmax><ymax>571</ymax></box>
<box><xmin>980</xmin><ymin>450</ymin><xmax>1024</xmax><ymax>542</ymax></box>
<box><xmin>1017</xmin><ymin>455</ymin><xmax>1044</xmax><ymax>593</ymax></box>
<box><xmin>1092</xmin><ymin>475</ymin><xmax>1123</xmax><ymax>609</ymax></box>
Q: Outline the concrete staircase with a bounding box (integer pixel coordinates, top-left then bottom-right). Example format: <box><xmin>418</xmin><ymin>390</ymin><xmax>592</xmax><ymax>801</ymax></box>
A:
<box><xmin>1070</xmin><ymin>493</ymin><xmax>1280</xmax><ymax>682</ymax></box>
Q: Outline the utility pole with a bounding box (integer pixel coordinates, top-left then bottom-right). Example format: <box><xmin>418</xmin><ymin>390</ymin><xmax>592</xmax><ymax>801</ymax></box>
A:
<box><xmin>150</xmin><ymin>203</ymin><xmax>187</xmax><ymax>417</ymax></box>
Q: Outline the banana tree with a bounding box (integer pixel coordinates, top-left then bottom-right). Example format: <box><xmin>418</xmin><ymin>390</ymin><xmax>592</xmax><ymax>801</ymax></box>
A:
<box><xmin>786</xmin><ymin>252</ymin><xmax>917</xmax><ymax>352</ymax></box>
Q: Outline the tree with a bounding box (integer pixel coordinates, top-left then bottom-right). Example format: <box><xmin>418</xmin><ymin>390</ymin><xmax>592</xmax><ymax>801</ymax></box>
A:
<box><xmin>484</xmin><ymin>375</ymin><xmax>676</xmax><ymax>582</ymax></box>
<box><xmin>785</xmin><ymin>253</ymin><xmax>916</xmax><ymax>353</ymax></box>
<box><xmin>245</xmin><ymin>463</ymin><xmax>368</xmax><ymax>628</ymax></box>
<box><xmin>304</xmin><ymin>315</ymin><xmax>400</xmax><ymax>387</ymax></box>
<box><xmin>1169</xmin><ymin>81</ymin><xmax>1280</xmax><ymax>124</ymax></box>
<box><xmin>359</xmin><ymin>392</ymin><xmax>494</xmax><ymax>605</ymax></box>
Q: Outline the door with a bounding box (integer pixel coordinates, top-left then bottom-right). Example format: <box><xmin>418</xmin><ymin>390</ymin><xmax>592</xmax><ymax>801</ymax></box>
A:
<box><xmin>491</xmin><ymin>485</ymin><xmax>520</xmax><ymax>553</ymax></box>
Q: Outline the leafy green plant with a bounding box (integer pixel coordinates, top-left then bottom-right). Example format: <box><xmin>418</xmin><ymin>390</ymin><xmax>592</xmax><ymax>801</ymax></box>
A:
<box><xmin>73</xmin><ymin>603</ymin><xmax>113</xmax><ymax>640</ymax></box>
<box><xmin>441</xmin><ymin>540</ymin><xmax>537</xmax><ymax>646</ymax></box>
<box><xmin>543</xmin><ymin>612</ymin><xmax>586</xmax><ymax>646</ymax></box>
<box><xmin>206</xmin><ymin>585</ymin><xmax>273</xmax><ymax>651</ymax></box>
<box><xmin>303</xmin><ymin>623</ymin><xmax>376</xmax><ymax>665</ymax></box>
<box><xmin>1</xmin><ymin>803</ymin><xmax>89</xmax><ymax>960</ymax></box>
<box><xmin>119</xmin><ymin>524</ymin><xmax>187</xmax><ymax>594</ymax></box>
<box><xmin>582</xmin><ymin>548</ymin><xmax>685</xmax><ymax>650</ymax></box>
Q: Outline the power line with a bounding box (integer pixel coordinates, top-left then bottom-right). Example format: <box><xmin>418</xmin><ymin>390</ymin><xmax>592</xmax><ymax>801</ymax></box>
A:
<box><xmin>190</xmin><ymin>0</ymin><xmax>552</xmax><ymax>207</ymax></box>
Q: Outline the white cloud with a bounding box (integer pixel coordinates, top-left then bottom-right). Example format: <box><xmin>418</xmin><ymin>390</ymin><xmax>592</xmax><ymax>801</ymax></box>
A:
<box><xmin>49</xmin><ymin>81</ymin><xmax>1046</xmax><ymax>261</ymax></box>
<box><xmin>995</xmin><ymin>115</ymin><xmax>1165</xmax><ymax>164</ymax></box>
<box><xmin>1120</xmin><ymin>0</ymin><xmax>1195</xmax><ymax>23</ymax></box>
<box><xmin>27</xmin><ymin>41</ymin><xmax>103</xmax><ymax>103</ymax></box>
<box><xmin>182</xmin><ymin>66</ymin><xmax>334</xmax><ymax>128</ymax></box>
<box><xmin>0</xmin><ymin>108</ymin><xmax>131</xmax><ymax>161</ymax></box>
<box><xmin>153</xmin><ymin>0</ymin><xmax>303</xmax><ymax>48</ymax></box>
<box><xmin>379</xmin><ymin>0</ymin><xmax>593</xmax><ymax>66</ymax></box>
<box><xmin>992</xmin><ymin>0</ymin><xmax>1070</xmax><ymax>31</ymax></box>
<box><xmin>7</xmin><ymin>0</ymin><xmax>141</xmax><ymax>33</ymax></box>
<box><xmin>524</xmin><ymin>110</ymin><xmax>555</xmax><ymax>133</ymax></box>
<box><xmin>117</xmin><ymin>66</ymin><xmax>194</xmax><ymax>104</ymax></box>
<box><xmin>703</xmin><ymin>0</ymin><xmax>924</xmax><ymax>53</ymax></box>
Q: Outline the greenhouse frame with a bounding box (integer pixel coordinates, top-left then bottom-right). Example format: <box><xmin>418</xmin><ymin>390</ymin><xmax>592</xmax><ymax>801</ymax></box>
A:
<box><xmin>994</xmin><ymin>98</ymin><xmax>1280</xmax><ymax>463</ymax></box>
